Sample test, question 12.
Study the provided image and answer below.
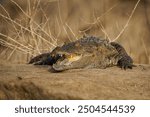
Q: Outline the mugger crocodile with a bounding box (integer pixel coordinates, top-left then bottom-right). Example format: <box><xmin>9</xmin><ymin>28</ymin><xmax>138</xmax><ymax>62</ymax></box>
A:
<box><xmin>29</xmin><ymin>36</ymin><xmax>134</xmax><ymax>72</ymax></box>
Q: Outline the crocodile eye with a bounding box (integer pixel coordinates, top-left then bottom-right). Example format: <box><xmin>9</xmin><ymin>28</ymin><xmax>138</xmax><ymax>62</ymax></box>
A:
<box><xmin>58</xmin><ymin>54</ymin><xmax>65</xmax><ymax>58</ymax></box>
<box><xmin>56</xmin><ymin>54</ymin><xmax>62</xmax><ymax>58</ymax></box>
<box><xmin>56</xmin><ymin>54</ymin><xmax>66</xmax><ymax>60</ymax></box>
<box><xmin>59</xmin><ymin>54</ymin><xmax>63</xmax><ymax>57</ymax></box>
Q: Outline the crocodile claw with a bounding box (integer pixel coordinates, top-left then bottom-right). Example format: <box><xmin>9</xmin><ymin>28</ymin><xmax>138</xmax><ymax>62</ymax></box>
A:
<box><xmin>117</xmin><ymin>56</ymin><xmax>133</xmax><ymax>70</ymax></box>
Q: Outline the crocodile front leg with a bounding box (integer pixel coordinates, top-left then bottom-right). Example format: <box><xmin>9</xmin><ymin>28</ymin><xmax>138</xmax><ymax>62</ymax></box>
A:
<box><xmin>110</xmin><ymin>42</ymin><xmax>134</xmax><ymax>69</ymax></box>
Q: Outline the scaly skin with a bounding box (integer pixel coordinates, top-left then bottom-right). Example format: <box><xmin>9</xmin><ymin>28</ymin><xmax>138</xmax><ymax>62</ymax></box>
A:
<box><xmin>29</xmin><ymin>36</ymin><xmax>134</xmax><ymax>71</ymax></box>
<box><xmin>110</xmin><ymin>42</ymin><xmax>133</xmax><ymax>69</ymax></box>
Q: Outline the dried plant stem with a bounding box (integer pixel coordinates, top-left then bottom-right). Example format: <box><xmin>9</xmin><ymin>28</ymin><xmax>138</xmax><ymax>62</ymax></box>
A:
<box><xmin>97</xmin><ymin>19</ymin><xmax>111</xmax><ymax>41</ymax></box>
<box><xmin>11</xmin><ymin>0</ymin><xmax>57</xmax><ymax>45</ymax></box>
<box><xmin>0</xmin><ymin>4</ymin><xmax>23</xmax><ymax>41</ymax></box>
<box><xmin>112</xmin><ymin>0</ymin><xmax>141</xmax><ymax>42</ymax></box>
<box><xmin>65</xmin><ymin>23</ymin><xmax>78</xmax><ymax>40</ymax></box>
<box><xmin>81</xmin><ymin>3</ymin><xmax>119</xmax><ymax>26</ymax></box>
<box><xmin>94</xmin><ymin>3</ymin><xmax>119</xmax><ymax>25</ymax></box>
<box><xmin>79</xmin><ymin>2</ymin><xmax>119</xmax><ymax>37</ymax></box>
<box><xmin>39</xmin><ymin>5</ymin><xmax>57</xmax><ymax>43</ymax></box>
<box><xmin>56</xmin><ymin>16</ymin><xmax>61</xmax><ymax>38</ymax></box>
<box><xmin>0</xmin><ymin>33</ymin><xmax>32</xmax><ymax>51</ymax></box>
<box><xmin>0</xmin><ymin>13</ymin><xmax>56</xmax><ymax>47</ymax></box>
<box><xmin>7</xmin><ymin>47</ymin><xmax>17</xmax><ymax>60</ymax></box>
<box><xmin>57</xmin><ymin>0</ymin><xmax>72</xmax><ymax>42</ymax></box>
<box><xmin>0</xmin><ymin>39</ymin><xmax>34</xmax><ymax>55</ymax></box>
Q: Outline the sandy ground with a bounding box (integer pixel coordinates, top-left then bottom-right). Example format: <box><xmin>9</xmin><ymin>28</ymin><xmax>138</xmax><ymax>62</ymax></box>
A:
<box><xmin>0</xmin><ymin>64</ymin><xmax>150</xmax><ymax>100</ymax></box>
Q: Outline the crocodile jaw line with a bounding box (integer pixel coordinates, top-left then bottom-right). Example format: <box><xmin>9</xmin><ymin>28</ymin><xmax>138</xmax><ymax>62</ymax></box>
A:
<box><xmin>52</xmin><ymin>55</ymin><xmax>82</xmax><ymax>71</ymax></box>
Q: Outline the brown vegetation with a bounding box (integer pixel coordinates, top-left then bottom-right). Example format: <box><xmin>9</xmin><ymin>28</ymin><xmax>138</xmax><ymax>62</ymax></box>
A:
<box><xmin>0</xmin><ymin>0</ymin><xmax>150</xmax><ymax>64</ymax></box>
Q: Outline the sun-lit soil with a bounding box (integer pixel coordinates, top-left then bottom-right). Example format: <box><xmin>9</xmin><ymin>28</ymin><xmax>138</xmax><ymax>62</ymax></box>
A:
<box><xmin>0</xmin><ymin>64</ymin><xmax>150</xmax><ymax>100</ymax></box>
<box><xmin>0</xmin><ymin>0</ymin><xmax>150</xmax><ymax>100</ymax></box>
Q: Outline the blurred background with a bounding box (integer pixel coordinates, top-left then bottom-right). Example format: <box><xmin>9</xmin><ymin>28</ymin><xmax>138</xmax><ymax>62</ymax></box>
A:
<box><xmin>0</xmin><ymin>0</ymin><xmax>149</xmax><ymax>64</ymax></box>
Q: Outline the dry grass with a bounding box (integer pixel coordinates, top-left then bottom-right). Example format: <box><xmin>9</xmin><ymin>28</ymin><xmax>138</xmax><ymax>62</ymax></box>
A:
<box><xmin>112</xmin><ymin>0</ymin><xmax>141</xmax><ymax>42</ymax></box>
<box><xmin>0</xmin><ymin>0</ymin><xmax>149</xmax><ymax>64</ymax></box>
<box><xmin>0</xmin><ymin>0</ymin><xmax>57</xmax><ymax>58</ymax></box>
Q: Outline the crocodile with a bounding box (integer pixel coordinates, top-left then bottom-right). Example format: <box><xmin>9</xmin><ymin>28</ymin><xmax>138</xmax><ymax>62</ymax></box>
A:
<box><xmin>29</xmin><ymin>36</ymin><xmax>134</xmax><ymax>72</ymax></box>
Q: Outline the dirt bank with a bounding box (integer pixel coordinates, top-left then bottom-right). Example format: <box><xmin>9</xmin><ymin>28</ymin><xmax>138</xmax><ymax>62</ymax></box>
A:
<box><xmin>0</xmin><ymin>64</ymin><xmax>150</xmax><ymax>99</ymax></box>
